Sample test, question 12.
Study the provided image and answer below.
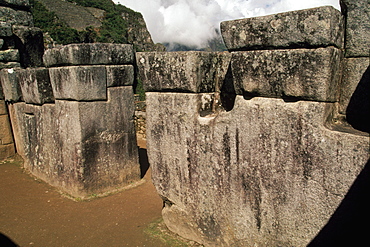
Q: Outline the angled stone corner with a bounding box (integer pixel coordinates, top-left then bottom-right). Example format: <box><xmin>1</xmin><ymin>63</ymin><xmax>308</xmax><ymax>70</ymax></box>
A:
<box><xmin>136</xmin><ymin>51</ymin><xmax>231</xmax><ymax>93</ymax></box>
<box><xmin>106</xmin><ymin>65</ymin><xmax>134</xmax><ymax>87</ymax></box>
<box><xmin>43</xmin><ymin>43</ymin><xmax>135</xmax><ymax>67</ymax></box>
<box><xmin>221</xmin><ymin>6</ymin><xmax>344</xmax><ymax>51</ymax></box>
<box><xmin>9</xmin><ymin>86</ymin><xmax>140</xmax><ymax>197</ymax></box>
<box><xmin>6</xmin><ymin>43</ymin><xmax>140</xmax><ymax>197</ymax></box>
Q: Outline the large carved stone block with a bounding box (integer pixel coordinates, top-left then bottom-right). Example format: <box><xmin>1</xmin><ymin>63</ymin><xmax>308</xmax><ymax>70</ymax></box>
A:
<box><xmin>49</xmin><ymin>65</ymin><xmax>107</xmax><ymax>101</ymax></box>
<box><xmin>18</xmin><ymin>67</ymin><xmax>54</xmax><ymax>104</ymax></box>
<box><xmin>9</xmin><ymin>87</ymin><xmax>140</xmax><ymax>197</ymax></box>
<box><xmin>231</xmin><ymin>47</ymin><xmax>342</xmax><ymax>102</ymax></box>
<box><xmin>43</xmin><ymin>43</ymin><xmax>135</xmax><ymax>67</ymax></box>
<box><xmin>145</xmin><ymin>92</ymin><xmax>369</xmax><ymax>246</ymax></box>
<box><xmin>221</xmin><ymin>6</ymin><xmax>344</xmax><ymax>51</ymax></box>
<box><xmin>136</xmin><ymin>51</ymin><xmax>231</xmax><ymax>93</ymax></box>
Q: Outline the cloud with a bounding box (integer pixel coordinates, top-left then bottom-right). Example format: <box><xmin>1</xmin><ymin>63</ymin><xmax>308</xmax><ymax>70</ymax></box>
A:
<box><xmin>113</xmin><ymin>0</ymin><xmax>340</xmax><ymax>49</ymax></box>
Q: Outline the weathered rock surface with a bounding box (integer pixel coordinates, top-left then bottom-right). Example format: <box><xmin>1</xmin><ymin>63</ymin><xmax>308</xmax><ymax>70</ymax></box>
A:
<box><xmin>18</xmin><ymin>67</ymin><xmax>54</xmax><ymax>104</ymax></box>
<box><xmin>231</xmin><ymin>47</ymin><xmax>342</xmax><ymax>102</ymax></box>
<box><xmin>0</xmin><ymin>99</ymin><xmax>14</xmax><ymax>158</ymax></box>
<box><xmin>0</xmin><ymin>0</ymin><xmax>30</xmax><ymax>9</ymax></box>
<box><xmin>43</xmin><ymin>43</ymin><xmax>135</xmax><ymax>67</ymax></box>
<box><xmin>0</xmin><ymin>6</ymin><xmax>33</xmax><ymax>26</ymax></box>
<box><xmin>49</xmin><ymin>66</ymin><xmax>107</xmax><ymax>101</ymax></box>
<box><xmin>106</xmin><ymin>65</ymin><xmax>134</xmax><ymax>87</ymax></box>
<box><xmin>0</xmin><ymin>67</ymin><xmax>22</xmax><ymax>102</ymax></box>
<box><xmin>0</xmin><ymin>21</ymin><xmax>12</xmax><ymax>36</ymax></box>
<box><xmin>221</xmin><ymin>6</ymin><xmax>344</xmax><ymax>51</ymax></box>
<box><xmin>9</xmin><ymin>86</ymin><xmax>140</xmax><ymax>197</ymax></box>
<box><xmin>136</xmin><ymin>51</ymin><xmax>231</xmax><ymax>93</ymax></box>
<box><xmin>37</xmin><ymin>0</ymin><xmax>102</xmax><ymax>31</ymax></box>
<box><xmin>0</xmin><ymin>49</ymin><xmax>19</xmax><ymax>61</ymax></box>
<box><xmin>145</xmin><ymin>92</ymin><xmax>369</xmax><ymax>246</ymax></box>
<box><xmin>340</xmin><ymin>0</ymin><xmax>370</xmax><ymax>57</ymax></box>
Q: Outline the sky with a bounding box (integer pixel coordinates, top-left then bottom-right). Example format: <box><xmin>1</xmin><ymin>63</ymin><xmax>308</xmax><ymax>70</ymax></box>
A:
<box><xmin>113</xmin><ymin>0</ymin><xmax>340</xmax><ymax>49</ymax></box>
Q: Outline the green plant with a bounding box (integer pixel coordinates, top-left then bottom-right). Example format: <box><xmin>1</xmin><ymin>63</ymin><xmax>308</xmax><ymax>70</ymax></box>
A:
<box><xmin>134</xmin><ymin>78</ymin><xmax>146</xmax><ymax>101</ymax></box>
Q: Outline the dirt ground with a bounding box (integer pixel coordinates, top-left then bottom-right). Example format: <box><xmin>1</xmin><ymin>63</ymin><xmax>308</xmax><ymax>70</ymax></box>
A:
<box><xmin>0</xmin><ymin>140</ymin><xmax>179</xmax><ymax>247</ymax></box>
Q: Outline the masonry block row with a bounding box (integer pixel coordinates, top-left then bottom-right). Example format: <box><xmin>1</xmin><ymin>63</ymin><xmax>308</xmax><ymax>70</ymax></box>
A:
<box><xmin>1</xmin><ymin>43</ymin><xmax>141</xmax><ymax>198</ymax></box>
<box><xmin>137</xmin><ymin>4</ymin><xmax>369</xmax><ymax>246</ymax></box>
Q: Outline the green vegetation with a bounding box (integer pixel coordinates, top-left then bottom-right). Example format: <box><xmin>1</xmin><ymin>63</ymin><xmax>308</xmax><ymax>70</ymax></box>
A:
<box><xmin>30</xmin><ymin>0</ymin><xmax>84</xmax><ymax>44</ymax></box>
<box><xmin>29</xmin><ymin>0</ymin><xmax>143</xmax><ymax>45</ymax></box>
<box><xmin>134</xmin><ymin>78</ymin><xmax>146</xmax><ymax>101</ymax></box>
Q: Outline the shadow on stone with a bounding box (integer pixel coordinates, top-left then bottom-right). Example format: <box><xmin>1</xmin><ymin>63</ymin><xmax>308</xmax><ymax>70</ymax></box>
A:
<box><xmin>0</xmin><ymin>233</ymin><xmax>18</xmax><ymax>247</ymax></box>
<box><xmin>308</xmin><ymin>158</ymin><xmax>370</xmax><ymax>246</ymax></box>
<box><xmin>139</xmin><ymin>148</ymin><xmax>150</xmax><ymax>178</ymax></box>
<box><xmin>346</xmin><ymin>66</ymin><xmax>370</xmax><ymax>133</ymax></box>
<box><xmin>220</xmin><ymin>64</ymin><xmax>236</xmax><ymax>111</ymax></box>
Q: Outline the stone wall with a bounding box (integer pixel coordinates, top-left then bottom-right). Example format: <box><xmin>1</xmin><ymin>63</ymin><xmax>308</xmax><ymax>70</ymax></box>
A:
<box><xmin>0</xmin><ymin>0</ymin><xmax>44</xmax><ymax>160</ymax></box>
<box><xmin>137</xmin><ymin>3</ymin><xmax>369</xmax><ymax>246</ymax></box>
<box><xmin>1</xmin><ymin>43</ymin><xmax>141</xmax><ymax>198</ymax></box>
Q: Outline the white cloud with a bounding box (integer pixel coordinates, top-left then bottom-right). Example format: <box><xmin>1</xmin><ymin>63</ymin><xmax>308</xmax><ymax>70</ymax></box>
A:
<box><xmin>113</xmin><ymin>0</ymin><xmax>340</xmax><ymax>48</ymax></box>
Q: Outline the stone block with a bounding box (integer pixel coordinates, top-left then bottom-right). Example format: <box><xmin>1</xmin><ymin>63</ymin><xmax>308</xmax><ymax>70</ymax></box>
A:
<box><xmin>0</xmin><ymin>114</ymin><xmax>12</xmax><ymax>144</ymax></box>
<box><xmin>49</xmin><ymin>65</ymin><xmax>107</xmax><ymax>101</ymax></box>
<box><xmin>0</xmin><ymin>0</ymin><xmax>30</xmax><ymax>9</ymax></box>
<box><xmin>106</xmin><ymin>65</ymin><xmax>134</xmax><ymax>87</ymax></box>
<box><xmin>0</xmin><ymin>21</ymin><xmax>12</xmax><ymax>36</ymax></box>
<box><xmin>43</xmin><ymin>43</ymin><xmax>134</xmax><ymax>67</ymax></box>
<box><xmin>231</xmin><ymin>47</ymin><xmax>342</xmax><ymax>102</ymax></box>
<box><xmin>340</xmin><ymin>0</ymin><xmax>370</xmax><ymax>57</ymax></box>
<box><xmin>0</xmin><ymin>67</ymin><xmax>22</xmax><ymax>102</ymax></box>
<box><xmin>0</xmin><ymin>49</ymin><xmax>19</xmax><ymax>62</ymax></box>
<box><xmin>0</xmin><ymin>6</ymin><xmax>33</xmax><ymax>26</ymax></box>
<box><xmin>221</xmin><ymin>6</ymin><xmax>344</xmax><ymax>51</ymax></box>
<box><xmin>0</xmin><ymin>143</ymin><xmax>14</xmax><ymax>159</ymax></box>
<box><xmin>0</xmin><ymin>61</ymin><xmax>20</xmax><ymax>69</ymax></box>
<box><xmin>18</xmin><ymin>68</ymin><xmax>54</xmax><ymax>104</ymax></box>
<box><xmin>145</xmin><ymin>92</ymin><xmax>369</xmax><ymax>246</ymax></box>
<box><xmin>9</xmin><ymin>87</ymin><xmax>140</xmax><ymax>197</ymax></box>
<box><xmin>0</xmin><ymin>100</ymin><xmax>6</xmax><ymax>114</ymax></box>
<box><xmin>136</xmin><ymin>51</ymin><xmax>231</xmax><ymax>93</ymax></box>
<box><xmin>12</xmin><ymin>26</ymin><xmax>44</xmax><ymax>67</ymax></box>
